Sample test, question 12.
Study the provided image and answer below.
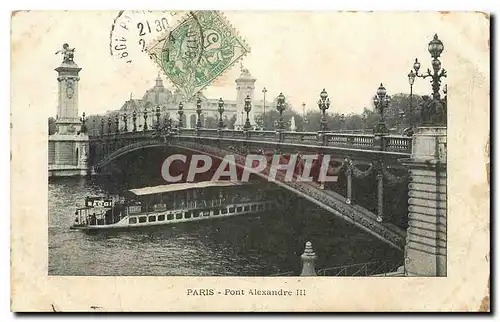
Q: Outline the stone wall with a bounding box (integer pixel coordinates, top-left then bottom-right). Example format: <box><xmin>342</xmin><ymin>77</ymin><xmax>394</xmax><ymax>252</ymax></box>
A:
<box><xmin>402</xmin><ymin>127</ymin><xmax>447</xmax><ymax>276</ymax></box>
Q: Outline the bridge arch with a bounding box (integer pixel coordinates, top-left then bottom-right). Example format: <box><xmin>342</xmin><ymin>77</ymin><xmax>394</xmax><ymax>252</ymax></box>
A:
<box><xmin>94</xmin><ymin>140</ymin><xmax>167</xmax><ymax>169</ymax></box>
<box><xmin>92</xmin><ymin>138</ymin><xmax>406</xmax><ymax>251</ymax></box>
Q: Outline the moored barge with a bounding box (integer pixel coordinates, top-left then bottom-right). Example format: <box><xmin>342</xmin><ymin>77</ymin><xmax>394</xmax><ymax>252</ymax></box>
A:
<box><xmin>71</xmin><ymin>181</ymin><xmax>279</xmax><ymax>231</ymax></box>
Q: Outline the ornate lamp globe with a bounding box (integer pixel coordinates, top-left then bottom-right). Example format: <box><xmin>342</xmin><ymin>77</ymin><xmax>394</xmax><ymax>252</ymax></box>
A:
<box><xmin>218</xmin><ymin>97</ymin><xmax>224</xmax><ymax>111</ymax></box>
<box><xmin>408</xmin><ymin>70</ymin><xmax>416</xmax><ymax>85</ymax></box>
<box><xmin>179</xmin><ymin>102</ymin><xmax>183</xmax><ymax>110</ymax></box>
<box><xmin>277</xmin><ymin>92</ymin><xmax>286</xmax><ymax>113</ymax></box>
<box><xmin>428</xmin><ymin>34</ymin><xmax>444</xmax><ymax>58</ymax></box>
<box><xmin>372</xmin><ymin>95</ymin><xmax>380</xmax><ymax>106</ymax></box>
<box><xmin>376</xmin><ymin>83</ymin><xmax>387</xmax><ymax>98</ymax></box>
<box><xmin>431</xmin><ymin>58</ymin><xmax>442</xmax><ymax>72</ymax></box>
<box><xmin>383</xmin><ymin>95</ymin><xmax>391</xmax><ymax>106</ymax></box>
<box><xmin>319</xmin><ymin>88</ymin><xmax>328</xmax><ymax>101</ymax></box>
<box><xmin>413</xmin><ymin>58</ymin><xmax>421</xmax><ymax>73</ymax></box>
<box><xmin>278</xmin><ymin>92</ymin><xmax>285</xmax><ymax>104</ymax></box>
<box><xmin>244</xmin><ymin>95</ymin><xmax>251</xmax><ymax>112</ymax></box>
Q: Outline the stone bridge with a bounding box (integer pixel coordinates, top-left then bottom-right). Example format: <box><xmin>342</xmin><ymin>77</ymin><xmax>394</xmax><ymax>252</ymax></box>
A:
<box><xmin>88</xmin><ymin>126</ymin><xmax>412</xmax><ymax>251</ymax></box>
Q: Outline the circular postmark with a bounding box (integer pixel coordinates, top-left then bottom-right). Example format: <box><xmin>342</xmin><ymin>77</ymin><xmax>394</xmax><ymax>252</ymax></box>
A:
<box><xmin>109</xmin><ymin>10</ymin><xmax>187</xmax><ymax>65</ymax></box>
<box><xmin>112</xmin><ymin>11</ymin><xmax>251</xmax><ymax>101</ymax></box>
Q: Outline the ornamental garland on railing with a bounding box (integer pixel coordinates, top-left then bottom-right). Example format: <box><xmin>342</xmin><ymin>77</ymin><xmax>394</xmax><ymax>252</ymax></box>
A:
<box><xmin>328</xmin><ymin>158</ymin><xmax>347</xmax><ymax>176</ymax></box>
<box><xmin>381</xmin><ymin>167</ymin><xmax>409</xmax><ymax>185</ymax></box>
<box><xmin>350</xmin><ymin>162</ymin><xmax>375</xmax><ymax>179</ymax></box>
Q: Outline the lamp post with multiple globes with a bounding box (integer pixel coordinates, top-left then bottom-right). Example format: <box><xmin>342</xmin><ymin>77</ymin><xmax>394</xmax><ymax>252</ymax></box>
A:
<box><xmin>372</xmin><ymin>83</ymin><xmax>390</xmax><ymax>135</ymax></box>
<box><xmin>317</xmin><ymin>89</ymin><xmax>330</xmax><ymax>132</ymax></box>
<box><xmin>244</xmin><ymin>95</ymin><xmax>252</xmax><ymax>130</ymax></box>
<box><xmin>217</xmin><ymin>98</ymin><xmax>224</xmax><ymax>130</ymax></box>
<box><xmin>412</xmin><ymin>33</ymin><xmax>447</xmax><ymax>126</ymax></box>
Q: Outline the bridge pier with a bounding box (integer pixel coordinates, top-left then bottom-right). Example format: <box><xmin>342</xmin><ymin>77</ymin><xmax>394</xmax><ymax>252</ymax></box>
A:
<box><xmin>401</xmin><ymin>127</ymin><xmax>447</xmax><ymax>276</ymax></box>
<box><xmin>48</xmin><ymin>47</ymin><xmax>89</xmax><ymax>177</ymax></box>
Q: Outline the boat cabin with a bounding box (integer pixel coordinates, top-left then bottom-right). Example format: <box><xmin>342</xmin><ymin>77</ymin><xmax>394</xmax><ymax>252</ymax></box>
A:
<box><xmin>73</xmin><ymin>197</ymin><xmax>119</xmax><ymax>227</ymax></box>
<box><xmin>72</xmin><ymin>180</ymin><xmax>283</xmax><ymax>229</ymax></box>
<box><xmin>123</xmin><ymin>180</ymin><xmax>264</xmax><ymax>216</ymax></box>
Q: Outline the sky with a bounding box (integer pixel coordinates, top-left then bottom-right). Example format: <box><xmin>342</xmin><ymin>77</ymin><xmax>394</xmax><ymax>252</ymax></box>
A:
<box><xmin>11</xmin><ymin>11</ymin><xmax>488</xmax><ymax>117</ymax></box>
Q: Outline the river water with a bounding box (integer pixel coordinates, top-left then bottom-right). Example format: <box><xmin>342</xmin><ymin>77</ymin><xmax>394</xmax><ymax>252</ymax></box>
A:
<box><xmin>48</xmin><ymin>177</ymin><xmax>402</xmax><ymax>276</ymax></box>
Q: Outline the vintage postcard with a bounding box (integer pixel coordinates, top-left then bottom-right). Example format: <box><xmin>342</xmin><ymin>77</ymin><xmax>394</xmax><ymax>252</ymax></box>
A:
<box><xmin>11</xmin><ymin>10</ymin><xmax>489</xmax><ymax>311</ymax></box>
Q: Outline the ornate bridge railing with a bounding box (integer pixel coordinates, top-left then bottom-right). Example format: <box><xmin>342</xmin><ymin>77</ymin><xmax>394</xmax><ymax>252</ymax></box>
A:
<box><xmin>90</xmin><ymin>127</ymin><xmax>412</xmax><ymax>155</ymax></box>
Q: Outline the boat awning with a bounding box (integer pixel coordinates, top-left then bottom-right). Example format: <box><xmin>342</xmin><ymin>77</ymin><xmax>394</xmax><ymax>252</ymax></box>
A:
<box><xmin>127</xmin><ymin>181</ymin><xmax>247</xmax><ymax>197</ymax></box>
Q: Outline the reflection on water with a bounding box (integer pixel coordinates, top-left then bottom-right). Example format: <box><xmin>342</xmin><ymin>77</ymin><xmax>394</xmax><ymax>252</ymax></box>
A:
<box><xmin>48</xmin><ymin>177</ymin><xmax>402</xmax><ymax>276</ymax></box>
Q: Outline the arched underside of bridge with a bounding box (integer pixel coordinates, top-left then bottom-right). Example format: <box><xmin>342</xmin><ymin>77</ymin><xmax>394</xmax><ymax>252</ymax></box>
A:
<box><xmin>92</xmin><ymin>139</ymin><xmax>407</xmax><ymax>251</ymax></box>
<box><xmin>94</xmin><ymin>141</ymin><xmax>167</xmax><ymax>170</ymax></box>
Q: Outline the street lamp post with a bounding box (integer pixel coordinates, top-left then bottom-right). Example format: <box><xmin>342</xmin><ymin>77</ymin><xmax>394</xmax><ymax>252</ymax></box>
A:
<box><xmin>162</xmin><ymin>113</ymin><xmax>170</xmax><ymax>136</ymax></box>
<box><xmin>276</xmin><ymin>92</ymin><xmax>286</xmax><ymax>146</ymax></box>
<box><xmin>407</xmin><ymin>69</ymin><xmax>416</xmax><ymax>135</ymax></box>
<box><xmin>412</xmin><ymin>33</ymin><xmax>447</xmax><ymax>125</ymax></box>
<box><xmin>167</xmin><ymin>117</ymin><xmax>173</xmax><ymax>135</ymax></box>
<box><xmin>115</xmin><ymin>114</ymin><xmax>120</xmax><ymax>134</ymax></box>
<box><xmin>276</xmin><ymin>93</ymin><xmax>286</xmax><ymax>131</ymax></box>
<box><xmin>217</xmin><ymin>98</ymin><xmax>224</xmax><ymax>130</ymax></box>
<box><xmin>123</xmin><ymin>112</ymin><xmax>128</xmax><ymax>132</ymax></box>
<box><xmin>155</xmin><ymin>106</ymin><xmax>161</xmax><ymax>130</ymax></box>
<box><xmin>178</xmin><ymin>102</ymin><xmax>184</xmax><ymax>129</ymax></box>
<box><xmin>132</xmin><ymin>110</ymin><xmax>137</xmax><ymax>132</ymax></box>
<box><xmin>372</xmin><ymin>83</ymin><xmax>391</xmax><ymax>150</ymax></box>
<box><xmin>302</xmin><ymin>102</ymin><xmax>306</xmax><ymax>131</ymax></box>
<box><xmin>361</xmin><ymin>111</ymin><xmax>367</xmax><ymax>134</ymax></box>
<box><xmin>100</xmin><ymin>118</ymin><xmax>105</xmax><ymax>136</ymax></box>
<box><xmin>143</xmin><ymin>107</ymin><xmax>148</xmax><ymax>131</ymax></box>
<box><xmin>107</xmin><ymin>117</ymin><xmax>112</xmax><ymax>135</ymax></box>
<box><xmin>244</xmin><ymin>95</ymin><xmax>252</xmax><ymax>130</ymax></box>
<box><xmin>80</xmin><ymin>112</ymin><xmax>87</xmax><ymax>134</ymax></box>
<box><xmin>340</xmin><ymin>113</ymin><xmax>345</xmax><ymax>133</ymax></box>
<box><xmin>317</xmin><ymin>89</ymin><xmax>330</xmax><ymax>132</ymax></box>
<box><xmin>196</xmin><ymin>97</ymin><xmax>202</xmax><ymax>129</ymax></box>
<box><xmin>399</xmin><ymin>109</ymin><xmax>406</xmax><ymax>133</ymax></box>
<box><xmin>262</xmin><ymin>87</ymin><xmax>267</xmax><ymax>130</ymax></box>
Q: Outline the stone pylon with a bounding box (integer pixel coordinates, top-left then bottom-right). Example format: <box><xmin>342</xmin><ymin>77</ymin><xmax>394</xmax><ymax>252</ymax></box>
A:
<box><xmin>48</xmin><ymin>44</ymin><xmax>89</xmax><ymax>177</ymax></box>
<box><xmin>300</xmin><ymin>241</ymin><xmax>317</xmax><ymax>276</ymax></box>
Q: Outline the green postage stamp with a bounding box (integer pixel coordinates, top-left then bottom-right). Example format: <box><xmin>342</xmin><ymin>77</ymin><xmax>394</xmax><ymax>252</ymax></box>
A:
<box><xmin>147</xmin><ymin>11</ymin><xmax>250</xmax><ymax>100</ymax></box>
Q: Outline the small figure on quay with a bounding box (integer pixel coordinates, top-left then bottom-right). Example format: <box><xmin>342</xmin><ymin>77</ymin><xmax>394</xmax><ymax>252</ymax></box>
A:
<box><xmin>55</xmin><ymin>43</ymin><xmax>75</xmax><ymax>63</ymax></box>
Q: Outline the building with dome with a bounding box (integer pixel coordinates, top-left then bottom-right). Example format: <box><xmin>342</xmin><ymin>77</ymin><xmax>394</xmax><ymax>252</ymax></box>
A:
<box><xmin>115</xmin><ymin>67</ymin><xmax>269</xmax><ymax>130</ymax></box>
